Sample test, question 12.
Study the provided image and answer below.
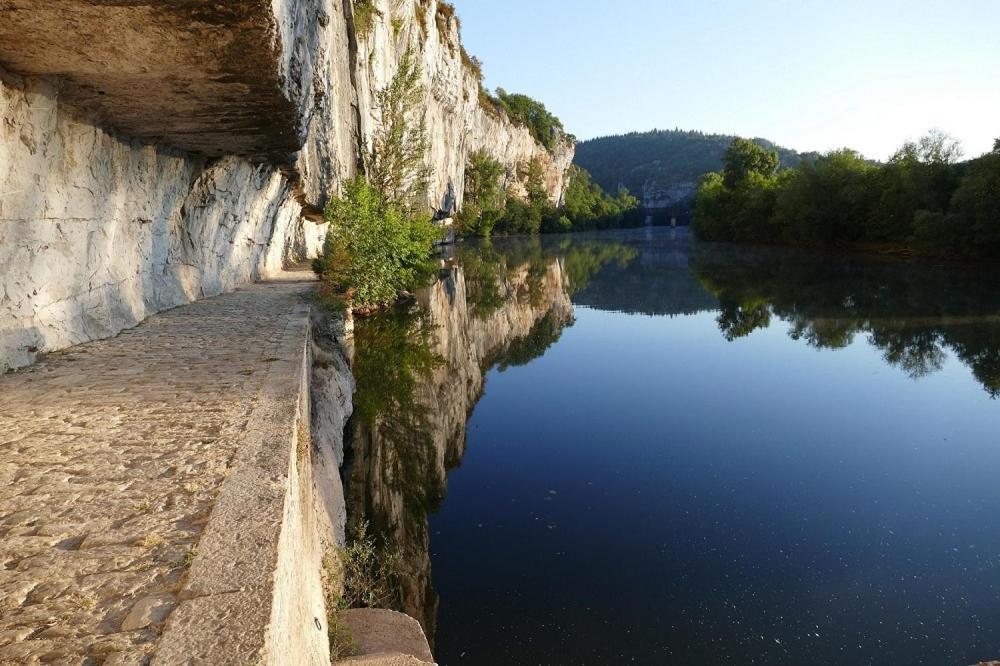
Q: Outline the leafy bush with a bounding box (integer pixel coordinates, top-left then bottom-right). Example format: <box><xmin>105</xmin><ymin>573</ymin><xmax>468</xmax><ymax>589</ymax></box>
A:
<box><xmin>314</xmin><ymin>178</ymin><xmax>440</xmax><ymax>310</ymax></box>
<box><xmin>338</xmin><ymin>521</ymin><xmax>403</xmax><ymax>610</ymax></box>
<box><xmin>456</xmin><ymin>150</ymin><xmax>507</xmax><ymax>236</ymax></box>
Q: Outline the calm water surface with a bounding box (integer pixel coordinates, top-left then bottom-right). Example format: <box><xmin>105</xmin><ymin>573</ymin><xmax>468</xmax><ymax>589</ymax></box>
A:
<box><xmin>345</xmin><ymin>228</ymin><xmax>1000</xmax><ymax>665</ymax></box>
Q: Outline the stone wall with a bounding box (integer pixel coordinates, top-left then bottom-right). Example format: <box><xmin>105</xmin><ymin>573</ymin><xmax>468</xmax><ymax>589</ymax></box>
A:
<box><xmin>152</xmin><ymin>299</ymin><xmax>352</xmax><ymax>666</ymax></box>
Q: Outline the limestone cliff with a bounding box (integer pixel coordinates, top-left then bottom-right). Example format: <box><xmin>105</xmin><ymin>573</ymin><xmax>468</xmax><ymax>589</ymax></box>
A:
<box><xmin>0</xmin><ymin>0</ymin><xmax>575</xmax><ymax>371</ymax></box>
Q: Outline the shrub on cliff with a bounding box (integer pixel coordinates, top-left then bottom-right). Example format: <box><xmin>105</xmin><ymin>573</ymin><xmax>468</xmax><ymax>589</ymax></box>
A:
<box><xmin>314</xmin><ymin>178</ymin><xmax>440</xmax><ymax>311</ymax></box>
<box><xmin>492</xmin><ymin>89</ymin><xmax>564</xmax><ymax>151</ymax></box>
<box><xmin>456</xmin><ymin>149</ymin><xmax>507</xmax><ymax>236</ymax></box>
<box><xmin>315</xmin><ymin>52</ymin><xmax>441</xmax><ymax>311</ymax></box>
<box><xmin>365</xmin><ymin>51</ymin><xmax>431</xmax><ymax>213</ymax></box>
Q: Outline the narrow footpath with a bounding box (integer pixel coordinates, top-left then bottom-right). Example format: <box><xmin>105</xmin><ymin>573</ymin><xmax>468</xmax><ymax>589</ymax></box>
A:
<box><xmin>0</xmin><ymin>277</ymin><xmax>314</xmax><ymax>664</ymax></box>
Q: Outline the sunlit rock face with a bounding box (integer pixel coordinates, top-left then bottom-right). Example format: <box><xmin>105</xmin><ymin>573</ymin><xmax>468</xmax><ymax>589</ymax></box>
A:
<box><xmin>344</xmin><ymin>255</ymin><xmax>574</xmax><ymax>643</ymax></box>
<box><xmin>0</xmin><ymin>0</ymin><xmax>574</xmax><ymax>370</ymax></box>
<box><xmin>350</xmin><ymin>0</ymin><xmax>575</xmax><ymax>213</ymax></box>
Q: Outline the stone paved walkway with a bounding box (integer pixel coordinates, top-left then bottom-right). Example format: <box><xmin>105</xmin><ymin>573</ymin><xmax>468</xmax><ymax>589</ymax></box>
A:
<box><xmin>0</xmin><ymin>278</ymin><xmax>313</xmax><ymax>665</ymax></box>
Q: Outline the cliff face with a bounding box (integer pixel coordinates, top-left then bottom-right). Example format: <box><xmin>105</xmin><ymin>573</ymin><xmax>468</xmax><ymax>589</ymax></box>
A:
<box><xmin>350</xmin><ymin>0</ymin><xmax>575</xmax><ymax>212</ymax></box>
<box><xmin>0</xmin><ymin>0</ymin><xmax>574</xmax><ymax>371</ymax></box>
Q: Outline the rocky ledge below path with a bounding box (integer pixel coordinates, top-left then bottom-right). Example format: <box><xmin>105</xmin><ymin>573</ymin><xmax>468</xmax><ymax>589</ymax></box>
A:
<box><xmin>0</xmin><ymin>276</ymin><xmax>315</xmax><ymax>664</ymax></box>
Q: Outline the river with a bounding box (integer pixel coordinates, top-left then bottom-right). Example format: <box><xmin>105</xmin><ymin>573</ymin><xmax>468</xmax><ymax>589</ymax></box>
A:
<box><xmin>344</xmin><ymin>227</ymin><xmax>1000</xmax><ymax>665</ymax></box>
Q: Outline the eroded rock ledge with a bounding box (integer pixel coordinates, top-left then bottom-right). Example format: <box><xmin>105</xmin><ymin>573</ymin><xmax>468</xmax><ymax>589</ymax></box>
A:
<box><xmin>0</xmin><ymin>0</ymin><xmax>313</xmax><ymax>162</ymax></box>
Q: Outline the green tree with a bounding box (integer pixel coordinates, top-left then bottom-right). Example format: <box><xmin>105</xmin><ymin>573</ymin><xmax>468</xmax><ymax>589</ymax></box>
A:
<box><xmin>869</xmin><ymin>131</ymin><xmax>962</xmax><ymax>241</ymax></box>
<box><xmin>693</xmin><ymin>139</ymin><xmax>782</xmax><ymax>242</ymax></box>
<box><xmin>457</xmin><ymin>150</ymin><xmax>507</xmax><ymax>236</ymax></box>
<box><xmin>557</xmin><ymin>166</ymin><xmax>641</xmax><ymax>232</ymax></box>
<box><xmin>365</xmin><ymin>52</ymin><xmax>432</xmax><ymax>212</ymax></box>
<box><xmin>495</xmin><ymin>158</ymin><xmax>548</xmax><ymax>235</ymax></box>
<box><xmin>314</xmin><ymin>178</ymin><xmax>440</xmax><ymax>310</ymax></box>
<box><xmin>692</xmin><ymin>172</ymin><xmax>731</xmax><ymax>240</ymax></box>
<box><xmin>723</xmin><ymin>138</ymin><xmax>780</xmax><ymax>188</ymax></box>
<box><xmin>948</xmin><ymin>151</ymin><xmax>1000</xmax><ymax>254</ymax></box>
<box><xmin>773</xmin><ymin>149</ymin><xmax>878</xmax><ymax>245</ymax></box>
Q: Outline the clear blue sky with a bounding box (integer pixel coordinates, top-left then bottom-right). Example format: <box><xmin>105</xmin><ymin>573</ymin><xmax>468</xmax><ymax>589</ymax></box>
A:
<box><xmin>455</xmin><ymin>0</ymin><xmax>1000</xmax><ymax>160</ymax></box>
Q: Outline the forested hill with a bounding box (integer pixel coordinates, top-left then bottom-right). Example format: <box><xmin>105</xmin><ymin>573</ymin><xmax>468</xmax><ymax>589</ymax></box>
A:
<box><xmin>575</xmin><ymin>130</ymin><xmax>819</xmax><ymax>209</ymax></box>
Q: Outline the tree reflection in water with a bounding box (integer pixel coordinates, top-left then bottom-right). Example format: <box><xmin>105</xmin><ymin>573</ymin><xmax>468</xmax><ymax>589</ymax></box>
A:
<box><xmin>691</xmin><ymin>244</ymin><xmax>1000</xmax><ymax>397</ymax></box>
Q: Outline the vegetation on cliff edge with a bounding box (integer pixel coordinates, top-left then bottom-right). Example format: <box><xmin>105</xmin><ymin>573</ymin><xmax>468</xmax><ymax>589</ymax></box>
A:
<box><xmin>457</xmin><ymin>152</ymin><xmax>642</xmax><ymax>237</ymax></box>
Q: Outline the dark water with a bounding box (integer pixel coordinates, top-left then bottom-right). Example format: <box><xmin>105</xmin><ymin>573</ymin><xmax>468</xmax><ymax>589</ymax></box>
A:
<box><xmin>345</xmin><ymin>228</ymin><xmax>1000</xmax><ymax>665</ymax></box>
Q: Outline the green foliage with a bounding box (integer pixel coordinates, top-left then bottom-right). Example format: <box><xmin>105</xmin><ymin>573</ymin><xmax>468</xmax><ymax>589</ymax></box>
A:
<box><xmin>352</xmin><ymin>0</ymin><xmax>381</xmax><ymax>37</ymax></box>
<box><xmin>944</xmin><ymin>152</ymin><xmax>1000</xmax><ymax>255</ymax></box>
<box><xmin>458</xmin><ymin>158</ymin><xmax>642</xmax><ymax>237</ymax></box>
<box><xmin>867</xmin><ymin>132</ymin><xmax>962</xmax><ymax>241</ymax></box>
<box><xmin>693</xmin><ymin>139</ymin><xmax>784</xmax><ymax>243</ymax></box>
<box><xmin>772</xmin><ymin>150</ymin><xmax>878</xmax><ymax>245</ymax></box>
<box><xmin>327</xmin><ymin>611</ymin><xmax>357</xmax><ymax>660</ymax></box>
<box><xmin>365</xmin><ymin>51</ymin><xmax>431</xmax><ymax>212</ymax></box>
<box><xmin>491</xmin><ymin>89</ymin><xmax>565</xmax><ymax>150</ymax></box>
<box><xmin>314</xmin><ymin>178</ymin><xmax>440</xmax><ymax>310</ymax></box>
<box><xmin>338</xmin><ymin>521</ymin><xmax>403</xmax><ymax>609</ymax></box>
<box><xmin>723</xmin><ymin>138</ymin><xmax>780</xmax><ymax>188</ymax></box>
<box><xmin>555</xmin><ymin>166</ymin><xmax>642</xmax><ymax>232</ymax></box>
<box><xmin>693</xmin><ymin>130</ymin><xmax>1000</xmax><ymax>258</ymax></box>
<box><xmin>456</xmin><ymin>150</ymin><xmax>507</xmax><ymax>236</ymax></box>
<box><xmin>493</xmin><ymin>158</ymin><xmax>547</xmax><ymax>235</ymax></box>
<box><xmin>461</xmin><ymin>47</ymin><xmax>483</xmax><ymax>81</ymax></box>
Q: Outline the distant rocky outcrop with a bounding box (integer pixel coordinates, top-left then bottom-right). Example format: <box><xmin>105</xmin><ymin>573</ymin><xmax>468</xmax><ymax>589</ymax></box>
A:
<box><xmin>0</xmin><ymin>0</ymin><xmax>574</xmax><ymax>371</ymax></box>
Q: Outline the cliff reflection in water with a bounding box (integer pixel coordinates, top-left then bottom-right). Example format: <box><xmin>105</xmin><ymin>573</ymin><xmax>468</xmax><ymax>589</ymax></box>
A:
<box><xmin>342</xmin><ymin>236</ymin><xmax>637</xmax><ymax>645</ymax></box>
<box><xmin>345</xmin><ymin>228</ymin><xmax>1000</xmax><ymax>660</ymax></box>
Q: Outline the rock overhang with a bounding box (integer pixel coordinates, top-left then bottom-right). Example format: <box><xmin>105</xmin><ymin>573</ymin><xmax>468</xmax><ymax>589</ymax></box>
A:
<box><xmin>0</xmin><ymin>0</ymin><xmax>319</xmax><ymax>163</ymax></box>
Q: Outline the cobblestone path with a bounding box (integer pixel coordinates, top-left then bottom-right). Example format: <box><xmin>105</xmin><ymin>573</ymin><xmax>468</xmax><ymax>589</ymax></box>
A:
<box><xmin>0</xmin><ymin>279</ymin><xmax>313</xmax><ymax>665</ymax></box>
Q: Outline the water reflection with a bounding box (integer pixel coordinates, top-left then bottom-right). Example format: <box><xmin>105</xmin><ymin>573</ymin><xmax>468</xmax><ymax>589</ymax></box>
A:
<box><xmin>690</xmin><ymin>242</ymin><xmax>1000</xmax><ymax>396</ymax></box>
<box><xmin>344</xmin><ymin>236</ymin><xmax>635</xmax><ymax>644</ymax></box>
<box><xmin>346</xmin><ymin>228</ymin><xmax>1000</xmax><ymax>662</ymax></box>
